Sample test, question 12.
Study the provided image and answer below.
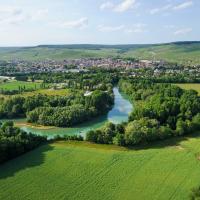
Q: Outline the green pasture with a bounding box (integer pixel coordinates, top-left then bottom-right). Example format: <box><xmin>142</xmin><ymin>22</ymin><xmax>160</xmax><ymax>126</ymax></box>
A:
<box><xmin>175</xmin><ymin>83</ymin><xmax>200</xmax><ymax>95</ymax></box>
<box><xmin>0</xmin><ymin>81</ymin><xmax>72</xmax><ymax>97</ymax></box>
<box><xmin>0</xmin><ymin>81</ymin><xmax>43</xmax><ymax>91</ymax></box>
<box><xmin>20</xmin><ymin>88</ymin><xmax>70</xmax><ymax>97</ymax></box>
<box><xmin>1</xmin><ymin>135</ymin><xmax>200</xmax><ymax>200</ymax></box>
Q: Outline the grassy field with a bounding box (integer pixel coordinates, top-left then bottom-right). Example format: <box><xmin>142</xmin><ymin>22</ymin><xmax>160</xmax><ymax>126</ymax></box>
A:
<box><xmin>1</xmin><ymin>136</ymin><xmax>200</xmax><ymax>200</ymax></box>
<box><xmin>0</xmin><ymin>81</ymin><xmax>71</xmax><ymax>98</ymax></box>
<box><xmin>20</xmin><ymin>88</ymin><xmax>69</xmax><ymax>97</ymax></box>
<box><xmin>0</xmin><ymin>81</ymin><xmax>43</xmax><ymax>91</ymax></box>
<box><xmin>175</xmin><ymin>83</ymin><xmax>200</xmax><ymax>95</ymax></box>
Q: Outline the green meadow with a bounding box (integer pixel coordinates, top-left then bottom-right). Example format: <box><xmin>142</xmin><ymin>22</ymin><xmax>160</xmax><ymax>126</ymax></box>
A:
<box><xmin>1</xmin><ymin>135</ymin><xmax>200</xmax><ymax>200</ymax></box>
<box><xmin>0</xmin><ymin>81</ymin><xmax>43</xmax><ymax>91</ymax></box>
<box><xmin>19</xmin><ymin>88</ymin><xmax>70</xmax><ymax>97</ymax></box>
<box><xmin>175</xmin><ymin>83</ymin><xmax>200</xmax><ymax>95</ymax></box>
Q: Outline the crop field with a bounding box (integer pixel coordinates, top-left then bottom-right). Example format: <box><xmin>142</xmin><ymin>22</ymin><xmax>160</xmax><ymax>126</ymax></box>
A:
<box><xmin>175</xmin><ymin>83</ymin><xmax>200</xmax><ymax>95</ymax></box>
<box><xmin>123</xmin><ymin>43</ymin><xmax>200</xmax><ymax>66</ymax></box>
<box><xmin>1</xmin><ymin>135</ymin><xmax>200</xmax><ymax>200</ymax></box>
<box><xmin>0</xmin><ymin>81</ymin><xmax>43</xmax><ymax>91</ymax></box>
<box><xmin>20</xmin><ymin>88</ymin><xmax>70</xmax><ymax>97</ymax></box>
<box><xmin>0</xmin><ymin>81</ymin><xmax>71</xmax><ymax>97</ymax></box>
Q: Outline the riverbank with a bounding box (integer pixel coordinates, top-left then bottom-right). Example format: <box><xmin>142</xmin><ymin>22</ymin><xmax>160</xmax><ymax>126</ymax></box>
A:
<box><xmin>15</xmin><ymin>122</ymin><xmax>55</xmax><ymax>130</ymax></box>
<box><xmin>2</xmin><ymin>88</ymin><xmax>133</xmax><ymax>138</ymax></box>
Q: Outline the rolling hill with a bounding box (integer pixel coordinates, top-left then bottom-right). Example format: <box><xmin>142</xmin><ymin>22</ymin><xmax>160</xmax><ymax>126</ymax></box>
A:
<box><xmin>0</xmin><ymin>41</ymin><xmax>199</xmax><ymax>65</ymax></box>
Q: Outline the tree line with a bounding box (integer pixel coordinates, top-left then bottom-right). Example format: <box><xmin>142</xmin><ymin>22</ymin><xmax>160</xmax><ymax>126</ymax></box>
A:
<box><xmin>0</xmin><ymin>121</ymin><xmax>46</xmax><ymax>163</ymax></box>
<box><xmin>0</xmin><ymin>89</ymin><xmax>114</xmax><ymax>127</ymax></box>
<box><xmin>29</xmin><ymin>70</ymin><xmax>119</xmax><ymax>86</ymax></box>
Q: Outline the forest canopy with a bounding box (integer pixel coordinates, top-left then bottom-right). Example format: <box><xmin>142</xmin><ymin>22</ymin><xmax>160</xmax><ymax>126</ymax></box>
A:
<box><xmin>0</xmin><ymin>89</ymin><xmax>114</xmax><ymax>127</ymax></box>
<box><xmin>86</xmin><ymin>79</ymin><xmax>200</xmax><ymax>146</ymax></box>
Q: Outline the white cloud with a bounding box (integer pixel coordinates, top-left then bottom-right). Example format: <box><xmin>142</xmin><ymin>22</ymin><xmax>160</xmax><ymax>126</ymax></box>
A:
<box><xmin>173</xmin><ymin>1</ymin><xmax>193</xmax><ymax>10</ymax></box>
<box><xmin>98</xmin><ymin>25</ymin><xmax>124</xmax><ymax>32</ymax></box>
<box><xmin>98</xmin><ymin>23</ymin><xmax>146</xmax><ymax>34</ymax></box>
<box><xmin>100</xmin><ymin>2</ymin><xmax>114</xmax><ymax>10</ymax></box>
<box><xmin>114</xmin><ymin>0</ymin><xmax>136</xmax><ymax>12</ymax></box>
<box><xmin>150</xmin><ymin>4</ymin><xmax>172</xmax><ymax>15</ymax></box>
<box><xmin>60</xmin><ymin>17</ymin><xmax>88</xmax><ymax>29</ymax></box>
<box><xmin>0</xmin><ymin>6</ymin><xmax>27</xmax><ymax>25</ymax></box>
<box><xmin>31</xmin><ymin>9</ymin><xmax>49</xmax><ymax>21</ymax></box>
<box><xmin>0</xmin><ymin>6</ymin><xmax>23</xmax><ymax>16</ymax></box>
<box><xmin>125</xmin><ymin>23</ymin><xmax>147</xmax><ymax>33</ymax></box>
<box><xmin>174</xmin><ymin>28</ymin><xmax>192</xmax><ymax>35</ymax></box>
<box><xmin>125</xmin><ymin>28</ymin><xmax>143</xmax><ymax>33</ymax></box>
<box><xmin>100</xmin><ymin>0</ymin><xmax>137</xmax><ymax>13</ymax></box>
<box><xmin>0</xmin><ymin>6</ymin><xmax>49</xmax><ymax>25</ymax></box>
<box><xmin>163</xmin><ymin>25</ymin><xmax>175</xmax><ymax>29</ymax></box>
<box><xmin>1</xmin><ymin>15</ymin><xmax>27</xmax><ymax>25</ymax></box>
<box><xmin>150</xmin><ymin>1</ymin><xmax>193</xmax><ymax>15</ymax></box>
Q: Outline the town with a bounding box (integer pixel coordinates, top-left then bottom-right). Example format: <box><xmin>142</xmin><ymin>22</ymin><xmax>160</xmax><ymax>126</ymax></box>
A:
<box><xmin>0</xmin><ymin>58</ymin><xmax>155</xmax><ymax>74</ymax></box>
<box><xmin>0</xmin><ymin>58</ymin><xmax>200</xmax><ymax>80</ymax></box>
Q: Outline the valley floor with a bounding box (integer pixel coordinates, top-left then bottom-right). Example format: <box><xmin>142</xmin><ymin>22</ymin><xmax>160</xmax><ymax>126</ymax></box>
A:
<box><xmin>1</xmin><ymin>135</ymin><xmax>200</xmax><ymax>200</ymax></box>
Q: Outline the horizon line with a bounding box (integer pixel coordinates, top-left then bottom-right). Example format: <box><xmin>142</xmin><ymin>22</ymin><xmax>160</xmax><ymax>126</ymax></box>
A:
<box><xmin>0</xmin><ymin>40</ymin><xmax>199</xmax><ymax>48</ymax></box>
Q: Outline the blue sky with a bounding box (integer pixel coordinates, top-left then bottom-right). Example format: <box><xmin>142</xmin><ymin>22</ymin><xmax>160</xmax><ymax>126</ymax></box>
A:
<box><xmin>0</xmin><ymin>0</ymin><xmax>199</xmax><ymax>46</ymax></box>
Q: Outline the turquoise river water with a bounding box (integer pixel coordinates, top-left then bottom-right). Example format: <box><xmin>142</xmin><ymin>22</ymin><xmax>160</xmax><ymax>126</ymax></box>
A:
<box><xmin>7</xmin><ymin>88</ymin><xmax>133</xmax><ymax>139</ymax></box>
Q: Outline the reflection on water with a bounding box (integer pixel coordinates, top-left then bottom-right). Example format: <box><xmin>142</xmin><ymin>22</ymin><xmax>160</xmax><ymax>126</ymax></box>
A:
<box><xmin>108</xmin><ymin>88</ymin><xmax>132</xmax><ymax>123</ymax></box>
<box><xmin>7</xmin><ymin>87</ymin><xmax>133</xmax><ymax>139</ymax></box>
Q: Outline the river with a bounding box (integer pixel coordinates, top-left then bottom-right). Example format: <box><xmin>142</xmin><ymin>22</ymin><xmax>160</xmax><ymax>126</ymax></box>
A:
<box><xmin>9</xmin><ymin>88</ymin><xmax>133</xmax><ymax>139</ymax></box>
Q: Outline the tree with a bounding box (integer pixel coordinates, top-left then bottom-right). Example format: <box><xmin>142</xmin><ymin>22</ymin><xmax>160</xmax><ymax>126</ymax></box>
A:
<box><xmin>125</xmin><ymin>118</ymin><xmax>160</xmax><ymax>145</ymax></box>
<box><xmin>176</xmin><ymin>119</ymin><xmax>187</xmax><ymax>136</ymax></box>
<box><xmin>86</xmin><ymin>130</ymin><xmax>97</xmax><ymax>143</ymax></box>
<box><xmin>125</xmin><ymin>121</ymin><xmax>144</xmax><ymax>145</ymax></box>
<box><xmin>190</xmin><ymin>186</ymin><xmax>200</xmax><ymax>200</ymax></box>
<box><xmin>158</xmin><ymin>126</ymin><xmax>173</xmax><ymax>139</ymax></box>
<box><xmin>0</xmin><ymin>121</ymin><xmax>46</xmax><ymax>163</ymax></box>
<box><xmin>192</xmin><ymin>114</ymin><xmax>200</xmax><ymax>131</ymax></box>
<box><xmin>113</xmin><ymin>133</ymin><xmax>125</xmax><ymax>146</ymax></box>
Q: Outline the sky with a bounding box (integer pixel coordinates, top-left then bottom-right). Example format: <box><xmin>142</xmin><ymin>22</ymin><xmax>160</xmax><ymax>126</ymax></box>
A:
<box><xmin>0</xmin><ymin>0</ymin><xmax>199</xmax><ymax>46</ymax></box>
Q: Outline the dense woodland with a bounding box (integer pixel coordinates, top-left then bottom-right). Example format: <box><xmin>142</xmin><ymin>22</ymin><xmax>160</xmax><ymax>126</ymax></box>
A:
<box><xmin>0</xmin><ymin>89</ymin><xmax>114</xmax><ymax>127</ymax></box>
<box><xmin>86</xmin><ymin>79</ymin><xmax>200</xmax><ymax>146</ymax></box>
<box><xmin>29</xmin><ymin>70</ymin><xmax>119</xmax><ymax>86</ymax></box>
<box><xmin>27</xmin><ymin>90</ymin><xmax>114</xmax><ymax>127</ymax></box>
<box><xmin>0</xmin><ymin>121</ymin><xmax>46</xmax><ymax>163</ymax></box>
